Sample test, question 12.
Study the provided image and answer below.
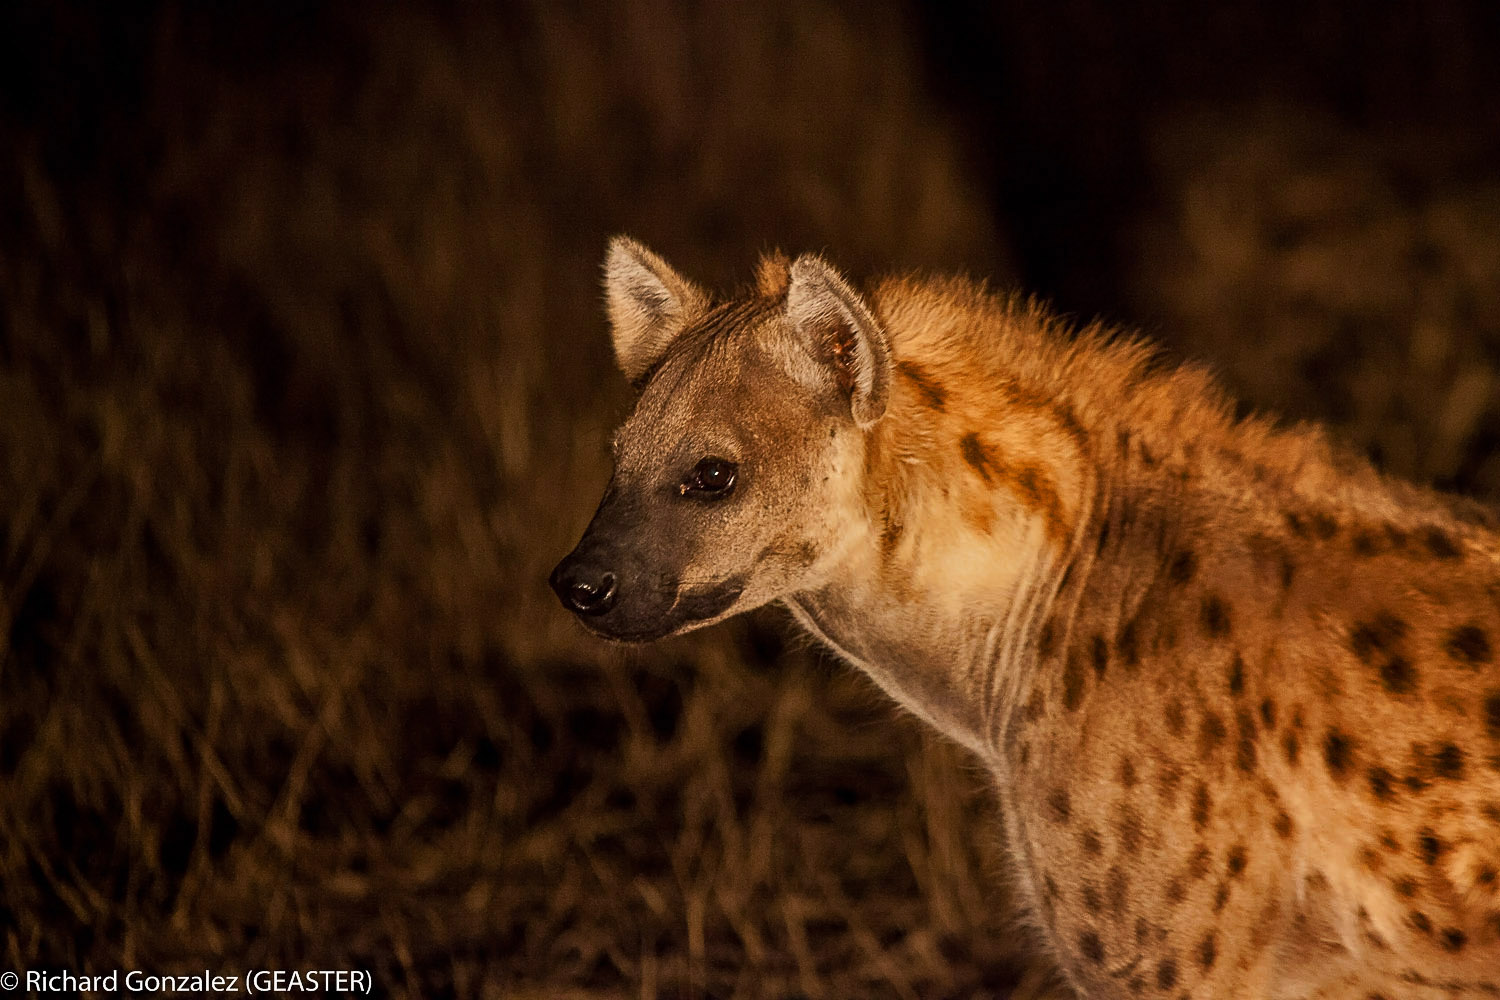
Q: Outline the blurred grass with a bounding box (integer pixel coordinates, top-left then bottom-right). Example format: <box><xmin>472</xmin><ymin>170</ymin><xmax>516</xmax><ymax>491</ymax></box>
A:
<box><xmin>0</xmin><ymin>3</ymin><xmax>1028</xmax><ymax>997</ymax></box>
<box><xmin>1130</xmin><ymin>105</ymin><xmax>1500</xmax><ymax>498</ymax></box>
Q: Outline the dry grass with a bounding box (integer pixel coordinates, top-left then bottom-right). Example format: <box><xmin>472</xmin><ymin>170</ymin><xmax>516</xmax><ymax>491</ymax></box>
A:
<box><xmin>0</xmin><ymin>3</ymin><xmax>1033</xmax><ymax>997</ymax></box>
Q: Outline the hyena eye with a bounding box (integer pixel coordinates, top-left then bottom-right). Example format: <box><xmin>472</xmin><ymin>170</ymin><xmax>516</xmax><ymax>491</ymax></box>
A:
<box><xmin>680</xmin><ymin>457</ymin><xmax>738</xmax><ymax>498</ymax></box>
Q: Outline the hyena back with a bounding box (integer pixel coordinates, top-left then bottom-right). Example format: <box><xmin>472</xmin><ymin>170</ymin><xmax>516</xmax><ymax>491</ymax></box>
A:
<box><xmin>551</xmin><ymin>237</ymin><xmax>1500</xmax><ymax>998</ymax></box>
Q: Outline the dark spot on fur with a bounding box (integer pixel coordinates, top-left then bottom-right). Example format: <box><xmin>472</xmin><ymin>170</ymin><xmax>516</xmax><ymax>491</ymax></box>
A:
<box><xmin>1445</xmin><ymin>624</ymin><xmax>1492</xmax><ymax>666</ymax></box>
<box><xmin>1440</xmin><ymin>927</ymin><xmax>1467</xmax><ymax>952</ymax></box>
<box><xmin>1047</xmin><ymin>787</ymin><xmax>1072</xmax><ymax>824</ymax></box>
<box><xmin>1227</xmin><ymin>656</ymin><xmax>1245</xmax><ymax>696</ymax></box>
<box><xmin>1198</xmin><ymin>931</ymin><xmax>1216</xmax><ymax>970</ymax></box>
<box><xmin>1091</xmin><ymin>635</ymin><xmax>1109</xmax><ymax>679</ymax></box>
<box><xmin>1423</xmin><ymin>526</ymin><xmax>1461</xmax><ymax>559</ymax></box>
<box><xmin>879</xmin><ymin>512</ymin><xmax>904</xmax><ymax>556</ymax></box>
<box><xmin>1380</xmin><ymin>654</ymin><xmax>1417</xmax><ymax>695</ymax></box>
<box><xmin>1164</xmin><ymin>877</ymin><xmax>1185</xmax><ymax>904</ymax></box>
<box><xmin>1410</xmin><ymin>910</ymin><xmax>1432</xmax><ymax>934</ymax></box>
<box><xmin>1191</xmin><ymin>783</ymin><xmax>1211</xmax><ymax>830</ymax></box>
<box><xmin>1082</xmin><ymin>883</ymin><xmax>1102</xmax><ymax>912</ymax></box>
<box><xmin>1349</xmin><ymin>612</ymin><xmax>1409</xmax><ymax>664</ymax></box>
<box><xmin>1259</xmin><ymin>697</ymin><xmax>1276</xmax><ymax>729</ymax></box>
<box><xmin>1037</xmin><ymin>618</ymin><xmax>1058</xmax><ymax>659</ymax></box>
<box><xmin>1118</xmin><ymin>807</ymin><xmax>1143</xmax><ymax>855</ymax></box>
<box><xmin>1212</xmin><ymin>882</ymin><xmax>1231</xmax><ymax>913</ymax></box>
<box><xmin>1311</xmin><ymin>512</ymin><xmax>1339</xmax><ymax>539</ymax></box>
<box><xmin>1368</xmin><ymin>766</ymin><xmax>1395</xmax><ymax>801</ymax></box>
<box><xmin>1484</xmin><ymin>690</ymin><xmax>1500</xmax><ymax>738</ymax></box>
<box><xmin>1063</xmin><ymin>652</ymin><xmax>1087</xmax><ymax>712</ymax></box>
<box><xmin>1433</xmin><ymin>743</ymin><xmax>1464</xmax><ymax>780</ymax></box>
<box><xmin>1283</xmin><ymin>731</ymin><xmax>1300</xmax><ymax>765</ymax></box>
<box><xmin>1235</xmin><ymin>709</ymin><xmax>1258</xmax><ymax>772</ymax></box>
<box><xmin>1200</xmin><ymin>712</ymin><xmax>1227</xmax><ymax>758</ymax></box>
<box><xmin>1011</xmin><ymin>463</ymin><xmax>1066</xmax><ymax>544</ymax></box>
<box><xmin>1079</xmin><ymin>929</ymin><xmax>1105</xmax><ymax>964</ymax></box>
<box><xmin>1080</xmin><ymin>827</ymin><xmax>1103</xmax><ymax>857</ymax></box>
<box><xmin>1404</xmin><ymin>744</ymin><xmax>1431</xmax><ymax>792</ymax></box>
<box><xmin>1156</xmin><ymin>956</ymin><xmax>1178</xmax><ymax>989</ymax></box>
<box><xmin>896</xmin><ymin>360</ymin><xmax>947</xmax><ymax>411</ymax></box>
<box><xmin>1051</xmin><ymin>402</ymin><xmax>1089</xmax><ymax>449</ymax></box>
<box><xmin>1324</xmin><ymin>729</ymin><xmax>1353</xmax><ymax>781</ymax></box>
<box><xmin>1285</xmin><ymin>511</ymin><xmax>1310</xmax><ymax>538</ymax></box>
<box><xmin>960</xmin><ymin>432</ymin><xmax>993</xmax><ymax>483</ymax></box>
<box><xmin>1167</xmin><ymin>549</ymin><xmax>1197</xmax><ymax>585</ymax></box>
<box><xmin>1200</xmin><ymin>594</ymin><xmax>1232</xmax><ymax>638</ymax></box>
<box><xmin>1116</xmin><ymin>619</ymin><xmax>1140</xmax><ymax>670</ymax></box>
<box><xmin>1351</xmin><ymin>529</ymin><xmax>1381</xmax><ymax>556</ymax></box>
<box><xmin>1393</xmin><ymin>876</ymin><xmax>1417</xmax><ymax>898</ymax></box>
<box><xmin>1120</xmin><ymin>757</ymin><xmax>1138</xmax><ymax>789</ymax></box>
<box><xmin>1188</xmin><ymin>845</ymin><xmax>1212</xmax><ymax>880</ymax></box>
<box><xmin>1227</xmin><ymin>844</ymin><xmax>1247</xmax><ymax>878</ymax></box>
<box><xmin>1157</xmin><ymin>763</ymin><xmax>1183</xmax><ymax>804</ymax></box>
<box><xmin>1418</xmin><ymin>830</ymin><xmax>1443</xmax><ymax>865</ymax></box>
<box><xmin>1273</xmin><ymin>811</ymin><xmax>1293</xmax><ymax>839</ymax></box>
<box><xmin>1164</xmin><ymin>698</ymin><xmax>1185</xmax><ymax>737</ymax></box>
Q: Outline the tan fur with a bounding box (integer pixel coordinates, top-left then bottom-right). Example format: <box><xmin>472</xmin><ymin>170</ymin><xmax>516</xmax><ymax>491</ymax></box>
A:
<box><xmin>576</xmin><ymin>242</ymin><xmax>1500</xmax><ymax>998</ymax></box>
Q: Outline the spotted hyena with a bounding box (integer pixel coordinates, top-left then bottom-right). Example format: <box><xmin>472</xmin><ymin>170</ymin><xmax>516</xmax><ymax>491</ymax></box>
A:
<box><xmin>550</xmin><ymin>237</ymin><xmax>1500</xmax><ymax>997</ymax></box>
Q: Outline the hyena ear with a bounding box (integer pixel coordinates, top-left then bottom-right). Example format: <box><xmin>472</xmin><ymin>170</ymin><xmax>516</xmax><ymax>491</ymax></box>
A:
<box><xmin>786</xmin><ymin>254</ymin><xmax>890</xmax><ymax>428</ymax></box>
<box><xmin>604</xmin><ymin>236</ymin><xmax>710</xmax><ymax>385</ymax></box>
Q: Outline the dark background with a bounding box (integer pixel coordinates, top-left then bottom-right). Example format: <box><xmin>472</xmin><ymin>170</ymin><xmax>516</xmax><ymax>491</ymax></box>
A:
<box><xmin>2</xmin><ymin>2</ymin><xmax>1498</xmax><ymax>996</ymax></box>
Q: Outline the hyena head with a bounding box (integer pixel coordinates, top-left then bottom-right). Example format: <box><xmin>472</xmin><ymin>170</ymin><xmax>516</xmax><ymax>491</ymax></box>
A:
<box><xmin>550</xmin><ymin>237</ymin><xmax>890</xmax><ymax>642</ymax></box>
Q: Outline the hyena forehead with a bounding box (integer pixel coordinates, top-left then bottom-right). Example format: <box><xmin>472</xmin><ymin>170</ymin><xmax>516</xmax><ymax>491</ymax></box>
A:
<box><xmin>615</xmin><ymin>303</ymin><xmax>832</xmax><ymax>465</ymax></box>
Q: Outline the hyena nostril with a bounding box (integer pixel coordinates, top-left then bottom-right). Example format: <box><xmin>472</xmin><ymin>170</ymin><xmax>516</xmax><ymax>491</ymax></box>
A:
<box><xmin>563</xmin><ymin>571</ymin><xmax>617</xmax><ymax>616</ymax></box>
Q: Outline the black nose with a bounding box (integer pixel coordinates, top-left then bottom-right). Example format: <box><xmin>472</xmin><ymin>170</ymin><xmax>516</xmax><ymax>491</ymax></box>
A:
<box><xmin>550</xmin><ymin>558</ymin><xmax>618</xmax><ymax>616</ymax></box>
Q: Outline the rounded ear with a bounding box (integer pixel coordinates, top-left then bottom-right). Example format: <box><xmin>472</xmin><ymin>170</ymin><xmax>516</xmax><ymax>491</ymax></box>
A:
<box><xmin>785</xmin><ymin>254</ymin><xmax>890</xmax><ymax>428</ymax></box>
<box><xmin>603</xmin><ymin>236</ymin><xmax>709</xmax><ymax>385</ymax></box>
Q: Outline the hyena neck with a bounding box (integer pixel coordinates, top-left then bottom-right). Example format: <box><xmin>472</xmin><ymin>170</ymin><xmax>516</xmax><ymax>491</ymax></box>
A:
<box><xmin>786</xmin><ymin>277</ymin><xmax>1350</xmax><ymax>764</ymax></box>
<box><xmin>783</xmin><ymin>283</ymin><xmax>1113</xmax><ymax>761</ymax></box>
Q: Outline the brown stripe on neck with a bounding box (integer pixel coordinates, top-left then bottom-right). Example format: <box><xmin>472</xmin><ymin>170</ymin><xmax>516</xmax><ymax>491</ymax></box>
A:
<box><xmin>895</xmin><ymin>359</ymin><xmax>948</xmax><ymax>411</ymax></box>
<box><xmin>960</xmin><ymin>431</ymin><xmax>1070</xmax><ymax>547</ymax></box>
